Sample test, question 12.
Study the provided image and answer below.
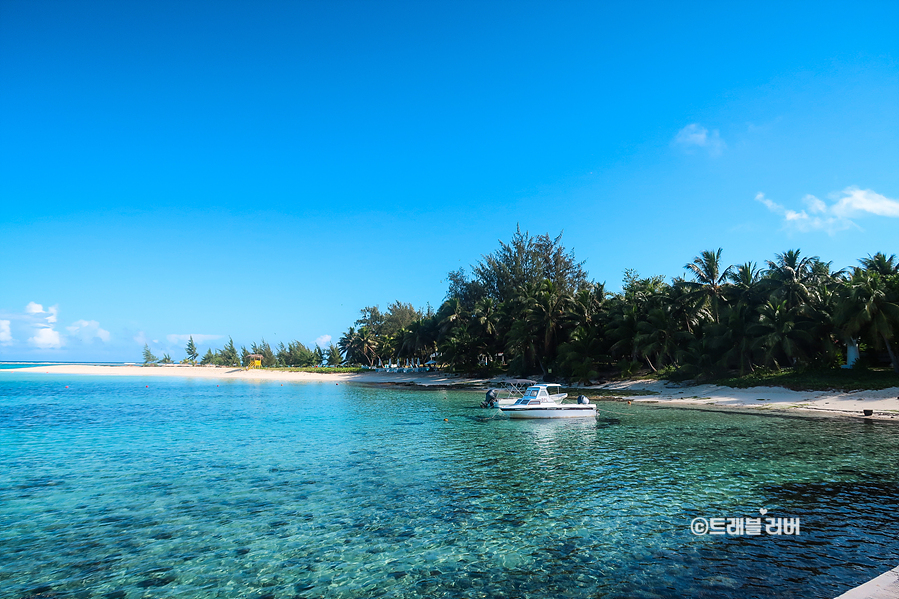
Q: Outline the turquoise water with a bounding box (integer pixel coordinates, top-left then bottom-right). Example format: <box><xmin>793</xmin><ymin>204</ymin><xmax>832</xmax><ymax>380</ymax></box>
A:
<box><xmin>1</xmin><ymin>374</ymin><xmax>898</xmax><ymax>598</ymax></box>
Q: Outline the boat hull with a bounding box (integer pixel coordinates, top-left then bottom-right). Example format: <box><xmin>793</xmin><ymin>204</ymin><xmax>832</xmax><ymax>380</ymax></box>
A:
<box><xmin>500</xmin><ymin>405</ymin><xmax>597</xmax><ymax>419</ymax></box>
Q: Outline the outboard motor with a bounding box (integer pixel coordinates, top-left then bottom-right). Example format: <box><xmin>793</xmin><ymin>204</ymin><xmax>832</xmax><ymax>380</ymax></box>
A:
<box><xmin>482</xmin><ymin>389</ymin><xmax>499</xmax><ymax>408</ymax></box>
<box><xmin>577</xmin><ymin>395</ymin><xmax>589</xmax><ymax>405</ymax></box>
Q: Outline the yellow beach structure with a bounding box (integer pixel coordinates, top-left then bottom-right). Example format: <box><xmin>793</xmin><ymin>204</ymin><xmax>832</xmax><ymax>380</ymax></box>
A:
<box><xmin>246</xmin><ymin>353</ymin><xmax>263</xmax><ymax>369</ymax></box>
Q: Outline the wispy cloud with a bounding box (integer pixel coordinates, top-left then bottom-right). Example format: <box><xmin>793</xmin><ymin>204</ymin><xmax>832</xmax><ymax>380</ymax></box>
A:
<box><xmin>672</xmin><ymin>123</ymin><xmax>725</xmax><ymax>157</ymax></box>
<box><xmin>166</xmin><ymin>334</ymin><xmax>223</xmax><ymax>345</ymax></box>
<box><xmin>830</xmin><ymin>186</ymin><xmax>899</xmax><ymax>218</ymax></box>
<box><xmin>315</xmin><ymin>334</ymin><xmax>332</xmax><ymax>347</ymax></box>
<box><xmin>24</xmin><ymin>302</ymin><xmax>59</xmax><ymax>323</ymax></box>
<box><xmin>756</xmin><ymin>187</ymin><xmax>899</xmax><ymax>234</ymax></box>
<box><xmin>0</xmin><ymin>320</ymin><xmax>12</xmax><ymax>345</ymax></box>
<box><xmin>67</xmin><ymin>320</ymin><xmax>111</xmax><ymax>343</ymax></box>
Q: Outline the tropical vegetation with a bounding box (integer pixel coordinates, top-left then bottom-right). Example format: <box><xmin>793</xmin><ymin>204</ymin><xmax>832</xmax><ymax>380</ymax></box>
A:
<box><xmin>143</xmin><ymin>228</ymin><xmax>899</xmax><ymax>385</ymax></box>
<box><xmin>337</xmin><ymin>227</ymin><xmax>899</xmax><ymax>383</ymax></box>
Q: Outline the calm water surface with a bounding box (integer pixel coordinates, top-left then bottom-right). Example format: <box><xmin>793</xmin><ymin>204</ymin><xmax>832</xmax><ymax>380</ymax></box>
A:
<box><xmin>1</xmin><ymin>373</ymin><xmax>898</xmax><ymax>598</ymax></box>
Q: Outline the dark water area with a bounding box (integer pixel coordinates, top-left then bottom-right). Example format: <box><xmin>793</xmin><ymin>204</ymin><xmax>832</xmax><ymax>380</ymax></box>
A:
<box><xmin>1</xmin><ymin>373</ymin><xmax>897</xmax><ymax>598</ymax></box>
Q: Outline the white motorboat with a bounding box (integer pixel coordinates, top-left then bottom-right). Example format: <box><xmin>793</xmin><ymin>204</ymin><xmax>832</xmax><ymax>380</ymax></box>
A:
<box><xmin>499</xmin><ymin>384</ymin><xmax>597</xmax><ymax>419</ymax></box>
<box><xmin>482</xmin><ymin>379</ymin><xmax>537</xmax><ymax>408</ymax></box>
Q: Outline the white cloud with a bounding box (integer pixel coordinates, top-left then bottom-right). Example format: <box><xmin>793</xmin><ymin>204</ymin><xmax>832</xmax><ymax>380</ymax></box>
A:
<box><xmin>67</xmin><ymin>320</ymin><xmax>111</xmax><ymax>343</ymax></box>
<box><xmin>134</xmin><ymin>331</ymin><xmax>148</xmax><ymax>345</ymax></box>
<box><xmin>802</xmin><ymin>194</ymin><xmax>827</xmax><ymax>214</ymax></box>
<box><xmin>0</xmin><ymin>320</ymin><xmax>12</xmax><ymax>345</ymax></box>
<box><xmin>315</xmin><ymin>334</ymin><xmax>332</xmax><ymax>347</ymax></box>
<box><xmin>673</xmin><ymin>123</ymin><xmax>726</xmax><ymax>157</ymax></box>
<box><xmin>29</xmin><ymin>327</ymin><xmax>62</xmax><ymax>349</ymax></box>
<box><xmin>24</xmin><ymin>302</ymin><xmax>59</xmax><ymax>323</ymax></box>
<box><xmin>831</xmin><ymin>186</ymin><xmax>899</xmax><ymax>218</ymax></box>
<box><xmin>166</xmin><ymin>333</ymin><xmax>223</xmax><ymax>345</ymax></box>
<box><xmin>755</xmin><ymin>187</ymin><xmax>898</xmax><ymax>234</ymax></box>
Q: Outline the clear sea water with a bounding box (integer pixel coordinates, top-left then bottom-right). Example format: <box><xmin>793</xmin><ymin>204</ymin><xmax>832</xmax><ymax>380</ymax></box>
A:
<box><xmin>1</xmin><ymin>373</ymin><xmax>898</xmax><ymax>598</ymax></box>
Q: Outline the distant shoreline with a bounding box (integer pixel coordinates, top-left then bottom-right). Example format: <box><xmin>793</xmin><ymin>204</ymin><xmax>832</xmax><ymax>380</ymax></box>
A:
<box><xmin>3</xmin><ymin>363</ymin><xmax>485</xmax><ymax>387</ymax></box>
<box><xmin>6</xmin><ymin>365</ymin><xmax>899</xmax><ymax>421</ymax></box>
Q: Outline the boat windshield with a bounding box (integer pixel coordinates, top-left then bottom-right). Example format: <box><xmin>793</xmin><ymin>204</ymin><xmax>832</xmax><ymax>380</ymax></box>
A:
<box><xmin>525</xmin><ymin>388</ymin><xmax>539</xmax><ymax>398</ymax></box>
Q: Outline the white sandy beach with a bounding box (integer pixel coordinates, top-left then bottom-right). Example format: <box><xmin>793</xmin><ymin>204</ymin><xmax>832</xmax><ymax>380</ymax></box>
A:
<box><xmin>6</xmin><ymin>365</ymin><xmax>899</xmax><ymax>420</ymax></box>
<box><xmin>5</xmin><ymin>364</ymin><xmax>479</xmax><ymax>386</ymax></box>
<box><xmin>598</xmin><ymin>379</ymin><xmax>899</xmax><ymax>420</ymax></box>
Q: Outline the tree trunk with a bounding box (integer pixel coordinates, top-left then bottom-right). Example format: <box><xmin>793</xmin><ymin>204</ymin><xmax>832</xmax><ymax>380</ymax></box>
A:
<box><xmin>645</xmin><ymin>355</ymin><xmax>657</xmax><ymax>372</ymax></box>
<box><xmin>883</xmin><ymin>333</ymin><xmax>899</xmax><ymax>374</ymax></box>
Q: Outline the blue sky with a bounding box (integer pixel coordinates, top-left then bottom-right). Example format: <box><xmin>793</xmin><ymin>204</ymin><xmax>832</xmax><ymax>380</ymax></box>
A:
<box><xmin>1</xmin><ymin>0</ymin><xmax>897</xmax><ymax>361</ymax></box>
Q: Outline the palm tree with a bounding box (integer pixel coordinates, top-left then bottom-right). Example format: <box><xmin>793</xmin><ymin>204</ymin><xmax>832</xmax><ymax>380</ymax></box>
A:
<box><xmin>557</xmin><ymin>323</ymin><xmax>605</xmax><ymax>384</ymax></box>
<box><xmin>357</xmin><ymin>327</ymin><xmax>379</xmax><ymax>366</ymax></box>
<box><xmin>836</xmin><ymin>270</ymin><xmax>899</xmax><ymax>373</ymax></box>
<box><xmin>338</xmin><ymin>327</ymin><xmax>360</xmax><ymax>364</ymax></box>
<box><xmin>719</xmin><ymin>302</ymin><xmax>759</xmax><ymax>375</ymax></box>
<box><xmin>764</xmin><ymin>249</ymin><xmax>818</xmax><ymax>310</ymax></box>
<box><xmin>750</xmin><ymin>300</ymin><xmax>813</xmax><ymax>369</ymax></box>
<box><xmin>529</xmin><ymin>279</ymin><xmax>575</xmax><ymax>368</ymax></box>
<box><xmin>727</xmin><ymin>262</ymin><xmax>763</xmax><ymax>304</ymax></box>
<box><xmin>635</xmin><ymin>306</ymin><xmax>688</xmax><ymax>371</ymax></box>
<box><xmin>684</xmin><ymin>248</ymin><xmax>734</xmax><ymax>323</ymax></box>
<box><xmin>859</xmin><ymin>253</ymin><xmax>899</xmax><ymax>277</ymax></box>
<box><xmin>436</xmin><ymin>298</ymin><xmax>466</xmax><ymax>339</ymax></box>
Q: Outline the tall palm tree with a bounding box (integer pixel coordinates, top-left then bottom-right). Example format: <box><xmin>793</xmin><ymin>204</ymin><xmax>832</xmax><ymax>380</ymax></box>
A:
<box><xmin>338</xmin><ymin>327</ymin><xmax>360</xmax><ymax>364</ymax></box>
<box><xmin>357</xmin><ymin>327</ymin><xmax>379</xmax><ymax>366</ymax></box>
<box><xmin>436</xmin><ymin>298</ymin><xmax>466</xmax><ymax>339</ymax></box>
<box><xmin>684</xmin><ymin>248</ymin><xmax>734</xmax><ymax>323</ymax></box>
<box><xmin>750</xmin><ymin>300</ymin><xmax>813</xmax><ymax>369</ymax></box>
<box><xmin>836</xmin><ymin>270</ymin><xmax>899</xmax><ymax>373</ymax></box>
<box><xmin>635</xmin><ymin>306</ymin><xmax>688</xmax><ymax>371</ymax></box>
<box><xmin>764</xmin><ymin>249</ymin><xmax>818</xmax><ymax>310</ymax></box>
<box><xmin>533</xmin><ymin>280</ymin><xmax>574</xmax><ymax>362</ymax></box>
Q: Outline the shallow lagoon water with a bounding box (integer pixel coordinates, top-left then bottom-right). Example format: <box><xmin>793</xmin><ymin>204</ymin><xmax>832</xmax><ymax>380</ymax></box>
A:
<box><xmin>1</xmin><ymin>374</ymin><xmax>898</xmax><ymax>598</ymax></box>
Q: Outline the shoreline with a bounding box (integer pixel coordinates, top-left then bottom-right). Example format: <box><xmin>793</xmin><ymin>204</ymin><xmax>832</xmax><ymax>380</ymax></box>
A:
<box><xmin>6</xmin><ymin>365</ymin><xmax>899</xmax><ymax>420</ymax></box>
<box><xmin>596</xmin><ymin>378</ymin><xmax>899</xmax><ymax>421</ymax></box>
<box><xmin>2</xmin><ymin>363</ymin><xmax>490</xmax><ymax>387</ymax></box>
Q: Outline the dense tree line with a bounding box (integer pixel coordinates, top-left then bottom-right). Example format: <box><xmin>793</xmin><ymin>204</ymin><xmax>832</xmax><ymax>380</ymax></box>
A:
<box><xmin>338</xmin><ymin>227</ymin><xmax>899</xmax><ymax>381</ymax></box>
<box><xmin>143</xmin><ymin>336</ymin><xmax>343</xmax><ymax>368</ymax></box>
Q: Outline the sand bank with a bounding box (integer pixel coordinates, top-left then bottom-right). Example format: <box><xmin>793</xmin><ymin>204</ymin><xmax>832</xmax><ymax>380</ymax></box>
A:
<box><xmin>5</xmin><ymin>364</ymin><xmax>487</xmax><ymax>387</ymax></box>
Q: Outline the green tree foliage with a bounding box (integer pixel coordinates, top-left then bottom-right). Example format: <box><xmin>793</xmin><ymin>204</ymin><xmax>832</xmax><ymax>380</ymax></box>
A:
<box><xmin>200</xmin><ymin>348</ymin><xmax>215</xmax><ymax>365</ymax></box>
<box><xmin>250</xmin><ymin>340</ymin><xmax>277</xmax><ymax>367</ymax></box>
<box><xmin>220</xmin><ymin>337</ymin><xmax>240</xmax><ymax>366</ymax></box>
<box><xmin>339</xmin><ymin>326</ymin><xmax>380</xmax><ymax>365</ymax></box>
<box><xmin>159</xmin><ymin>353</ymin><xmax>173</xmax><ymax>364</ymax></box>
<box><xmin>277</xmin><ymin>340</ymin><xmax>315</xmax><ymax>367</ymax></box>
<box><xmin>836</xmin><ymin>268</ymin><xmax>899</xmax><ymax>373</ymax></box>
<box><xmin>185</xmin><ymin>336</ymin><xmax>198</xmax><ymax>364</ymax></box>
<box><xmin>313</xmin><ymin>345</ymin><xmax>324</xmax><ymax>367</ymax></box>
<box><xmin>327</xmin><ymin>343</ymin><xmax>343</xmax><ymax>366</ymax></box>
<box><xmin>470</xmin><ymin>225</ymin><xmax>588</xmax><ymax>304</ymax></box>
<box><xmin>142</xmin><ymin>344</ymin><xmax>158</xmax><ymax>365</ymax></box>
<box><xmin>224</xmin><ymin>229</ymin><xmax>898</xmax><ymax>382</ymax></box>
<box><xmin>381</xmin><ymin>301</ymin><xmax>422</xmax><ymax>337</ymax></box>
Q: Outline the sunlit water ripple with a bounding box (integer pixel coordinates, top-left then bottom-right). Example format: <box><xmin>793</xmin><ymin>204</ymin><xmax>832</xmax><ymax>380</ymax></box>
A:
<box><xmin>1</xmin><ymin>373</ymin><xmax>898</xmax><ymax>598</ymax></box>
